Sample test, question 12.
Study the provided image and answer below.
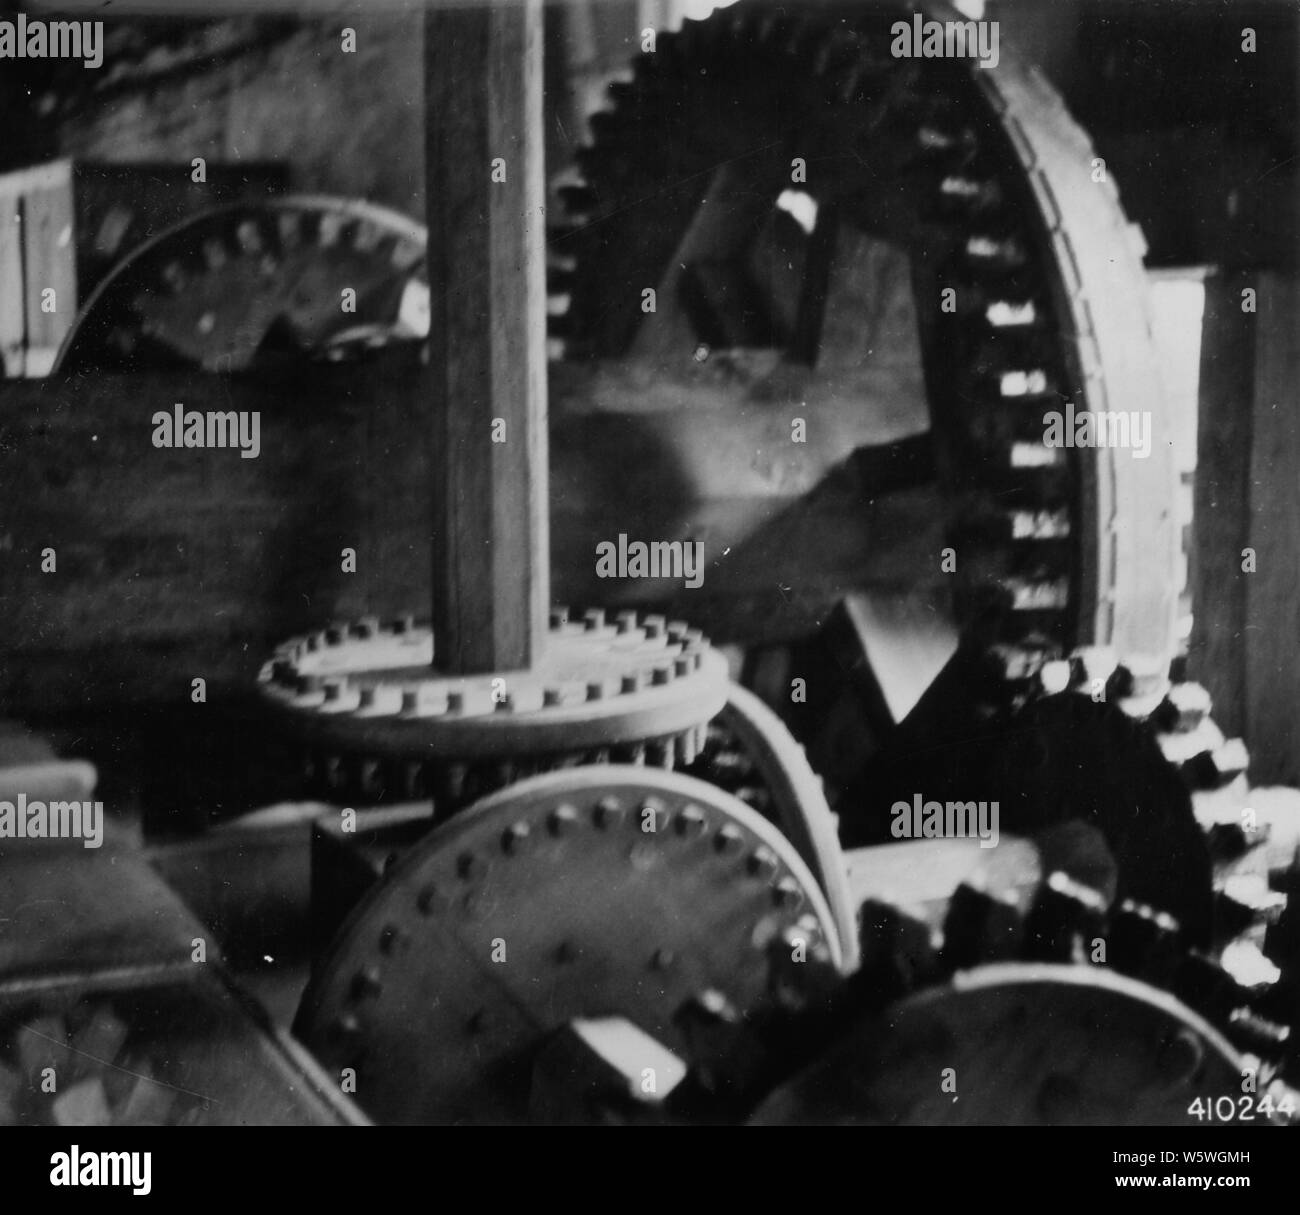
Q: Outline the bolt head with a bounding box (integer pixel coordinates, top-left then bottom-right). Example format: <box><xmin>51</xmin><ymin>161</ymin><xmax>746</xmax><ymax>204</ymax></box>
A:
<box><xmin>675</xmin><ymin>804</ymin><xmax>707</xmax><ymax>837</ymax></box>
<box><xmin>773</xmin><ymin>877</ymin><xmax>804</xmax><ymax>909</ymax></box>
<box><xmin>415</xmin><ymin>885</ymin><xmax>440</xmax><ymax>914</ymax></box>
<box><xmin>350</xmin><ymin>967</ymin><xmax>383</xmax><ymax>999</ymax></box>
<box><xmin>715</xmin><ymin>824</ymin><xmax>745</xmax><ymax>855</ymax></box>
<box><xmin>548</xmin><ymin>804</ymin><xmax>580</xmax><ymax>835</ymax></box>
<box><xmin>651</xmin><ymin>948</ymin><xmax>675</xmax><ymax>970</ymax></box>
<box><xmin>501</xmin><ymin>821</ymin><xmax>531</xmax><ymax>854</ymax></box>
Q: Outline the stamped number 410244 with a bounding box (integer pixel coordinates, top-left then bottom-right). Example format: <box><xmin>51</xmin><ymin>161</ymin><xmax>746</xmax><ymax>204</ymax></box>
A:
<box><xmin>1187</xmin><ymin>1093</ymin><xmax>1295</xmax><ymax>1122</ymax></box>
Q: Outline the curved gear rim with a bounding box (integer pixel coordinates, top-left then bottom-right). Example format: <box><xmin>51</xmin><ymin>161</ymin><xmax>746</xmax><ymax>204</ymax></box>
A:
<box><xmin>692</xmin><ymin>683</ymin><xmax>860</xmax><ymax>972</ymax></box>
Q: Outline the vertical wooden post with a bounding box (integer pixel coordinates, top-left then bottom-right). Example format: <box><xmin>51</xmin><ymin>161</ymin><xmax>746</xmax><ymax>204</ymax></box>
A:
<box><xmin>425</xmin><ymin>0</ymin><xmax>549</xmax><ymax>674</ymax></box>
<box><xmin>1188</xmin><ymin>271</ymin><xmax>1254</xmax><ymax>740</ymax></box>
<box><xmin>1245</xmin><ymin>273</ymin><xmax>1300</xmax><ymax>785</ymax></box>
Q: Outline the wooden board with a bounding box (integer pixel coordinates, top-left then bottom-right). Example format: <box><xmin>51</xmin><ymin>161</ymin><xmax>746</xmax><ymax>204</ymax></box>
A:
<box><xmin>0</xmin><ymin>183</ymin><xmax>24</xmax><ymax>376</ymax></box>
<box><xmin>1187</xmin><ymin>271</ymin><xmax>1255</xmax><ymax>740</ymax></box>
<box><xmin>1244</xmin><ymin>273</ymin><xmax>1300</xmax><ymax>784</ymax></box>
<box><xmin>425</xmin><ymin>1</ymin><xmax>548</xmax><ymax>672</ymax></box>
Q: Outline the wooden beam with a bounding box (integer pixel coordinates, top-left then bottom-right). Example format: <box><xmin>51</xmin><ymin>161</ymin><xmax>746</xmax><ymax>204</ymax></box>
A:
<box><xmin>1187</xmin><ymin>271</ymin><xmax>1255</xmax><ymax>740</ymax></box>
<box><xmin>424</xmin><ymin>0</ymin><xmax>548</xmax><ymax>674</ymax></box>
<box><xmin>1245</xmin><ymin>273</ymin><xmax>1300</xmax><ymax>784</ymax></box>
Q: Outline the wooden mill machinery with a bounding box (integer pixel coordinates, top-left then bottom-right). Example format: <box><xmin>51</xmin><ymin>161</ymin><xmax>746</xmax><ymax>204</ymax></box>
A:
<box><xmin>2</xmin><ymin>0</ymin><xmax>1298</xmax><ymax>1126</ymax></box>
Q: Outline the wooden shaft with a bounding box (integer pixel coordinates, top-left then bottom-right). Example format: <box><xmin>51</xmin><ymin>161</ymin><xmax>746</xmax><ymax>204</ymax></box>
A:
<box><xmin>424</xmin><ymin>0</ymin><xmax>549</xmax><ymax>674</ymax></box>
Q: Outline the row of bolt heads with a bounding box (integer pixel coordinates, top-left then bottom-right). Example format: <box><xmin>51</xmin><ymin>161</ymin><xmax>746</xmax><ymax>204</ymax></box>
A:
<box><xmin>270</xmin><ymin>610</ymin><xmax>711</xmax><ymax>713</ymax></box>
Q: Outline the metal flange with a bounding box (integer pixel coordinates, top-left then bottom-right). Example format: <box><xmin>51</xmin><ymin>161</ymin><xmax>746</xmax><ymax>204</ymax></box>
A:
<box><xmin>294</xmin><ymin>766</ymin><xmax>842</xmax><ymax>1124</ymax></box>
<box><xmin>258</xmin><ymin>608</ymin><xmax>729</xmax><ymax>762</ymax></box>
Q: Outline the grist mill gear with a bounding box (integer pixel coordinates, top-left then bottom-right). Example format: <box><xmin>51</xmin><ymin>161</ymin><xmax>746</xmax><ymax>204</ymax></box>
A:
<box><xmin>548</xmin><ymin>0</ymin><xmax>1180</xmax><ymax>668</ymax></box>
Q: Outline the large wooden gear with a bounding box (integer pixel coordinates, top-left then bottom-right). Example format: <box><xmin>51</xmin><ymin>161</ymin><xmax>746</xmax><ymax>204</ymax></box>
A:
<box><xmin>551</xmin><ymin>0</ymin><xmax>1180</xmax><ymax>668</ymax></box>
